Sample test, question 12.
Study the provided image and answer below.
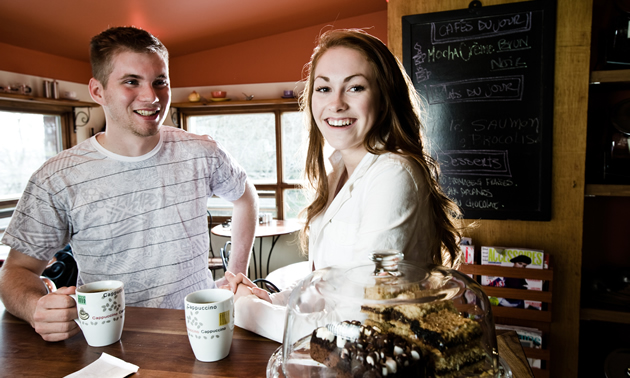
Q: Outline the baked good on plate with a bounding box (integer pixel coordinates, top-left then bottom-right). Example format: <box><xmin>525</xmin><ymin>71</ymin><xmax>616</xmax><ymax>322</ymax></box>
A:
<box><xmin>310</xmin><ymin>320</ymin><xmax>425</xmax><ymax>377</ymax></box>
<box><xmin>362</xmin><ymin>301</ymin><xmax>487</xmax><ymax>377</ymax></box>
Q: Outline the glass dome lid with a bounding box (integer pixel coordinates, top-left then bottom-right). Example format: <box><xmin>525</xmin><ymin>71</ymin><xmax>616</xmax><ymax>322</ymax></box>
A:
<box><xmin>267</xmin><ymin>250</ymin><xmax>511</xmax><ymax>378</ymax></box>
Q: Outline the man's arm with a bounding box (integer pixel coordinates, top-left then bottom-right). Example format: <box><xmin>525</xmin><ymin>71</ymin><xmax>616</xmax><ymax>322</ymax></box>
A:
<box><xmin>0</xmin><ymin>248</ymin><xmax>80</xmax><ymax>341</ymax></box>
<box><xmin>224</xmin><ymin>179</ymin><xmax>258</xmax><ymax>277</ymax></box>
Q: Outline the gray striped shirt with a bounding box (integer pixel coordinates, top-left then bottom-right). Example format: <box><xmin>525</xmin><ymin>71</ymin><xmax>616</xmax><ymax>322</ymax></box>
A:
<box><xmin>2</xmin><ymin>126</ymin><xmax>247</xmax><ymax>308</ymax></box>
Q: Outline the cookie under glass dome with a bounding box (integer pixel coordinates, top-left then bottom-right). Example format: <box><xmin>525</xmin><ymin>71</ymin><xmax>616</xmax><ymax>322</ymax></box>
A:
<box><xmin>267</xmin><ymin>250</ymin><xmax>512</xmax><ymax>378</ymax></box>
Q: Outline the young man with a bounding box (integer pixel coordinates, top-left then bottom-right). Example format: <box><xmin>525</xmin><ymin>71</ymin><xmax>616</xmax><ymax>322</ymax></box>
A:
<box><xmin>0</xmin><ymin>26</ymin><xmax>258</xmax><ymax>342</ymax></box>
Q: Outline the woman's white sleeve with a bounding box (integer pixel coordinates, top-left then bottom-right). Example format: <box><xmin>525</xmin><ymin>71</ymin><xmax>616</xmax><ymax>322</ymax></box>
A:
<box><xmin>233</xmin><ymin>289</ymin><xmax>291</xmax><ymax>343</ymax></box>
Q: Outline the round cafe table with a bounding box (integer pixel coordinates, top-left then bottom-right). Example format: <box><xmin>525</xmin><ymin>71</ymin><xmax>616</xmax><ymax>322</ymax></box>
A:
<box><xmin>211</xmin><ymin>219</ymin><xmax>302</xmax><ymax>280</ymax></box>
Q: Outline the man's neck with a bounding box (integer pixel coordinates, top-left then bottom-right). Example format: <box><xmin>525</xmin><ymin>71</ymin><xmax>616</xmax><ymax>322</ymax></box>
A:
<box><xmin>96</xmin><ymin>128</ymin><xmax>161</xmax><ymax>157</ymax></box>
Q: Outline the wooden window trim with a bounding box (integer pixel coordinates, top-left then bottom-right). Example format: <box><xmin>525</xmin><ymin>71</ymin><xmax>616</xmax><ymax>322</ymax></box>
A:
<box><xmin>0</xmin><ymin>100</ymin><xmax>76</xmax><ymax>210</ymax></box>
<box><xmin>0</xmin><ymin>100</ymin><xmax>75</xmax><ymax>149</ymax></box>
<box><xmin>177</xmin><ymin>102</ymin><xmax>301</xmax><ymax>220</ymax></box>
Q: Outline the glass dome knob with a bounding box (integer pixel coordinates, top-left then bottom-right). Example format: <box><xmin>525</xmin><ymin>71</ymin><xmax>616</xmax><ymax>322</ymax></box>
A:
<box><xmin>369</xmin><ymin>249</ymin><xmax>404</xmax><ymax>277</ymax></box>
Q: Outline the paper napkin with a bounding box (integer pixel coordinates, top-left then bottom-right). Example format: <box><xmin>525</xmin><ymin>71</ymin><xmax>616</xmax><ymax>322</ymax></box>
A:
<box><xmin>64</xmin><ymin>352</ymin><xmax>139</xmax><ymax>378</ymax></box>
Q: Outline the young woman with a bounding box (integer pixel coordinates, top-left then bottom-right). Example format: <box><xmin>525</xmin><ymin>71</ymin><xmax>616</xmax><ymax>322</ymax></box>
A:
<box><xmin>225</xmin><ymin>29</ymin><xmax>463</xmax><ymax>342</ymax></box>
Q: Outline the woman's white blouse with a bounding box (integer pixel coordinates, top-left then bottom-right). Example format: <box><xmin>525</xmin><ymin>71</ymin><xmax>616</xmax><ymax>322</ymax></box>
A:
<box><xmin>308</xmin><ymin>150</ymin><xmax>437</xmax><ymax>269</ymax></box>
<box><xmin>234</xmin><ymin>151</ymin><xmax>438</xmax><ymax>342</ymax></box>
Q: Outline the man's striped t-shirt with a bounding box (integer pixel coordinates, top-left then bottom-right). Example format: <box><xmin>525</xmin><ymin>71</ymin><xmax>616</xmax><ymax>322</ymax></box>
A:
<box><xmin>2</xmin><ymin>126</ymin><xmax>247</xmax><ymax>309</ymax></box>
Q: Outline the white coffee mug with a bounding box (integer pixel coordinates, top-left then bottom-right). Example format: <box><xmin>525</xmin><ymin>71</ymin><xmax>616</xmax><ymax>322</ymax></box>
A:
<box><xmin>71</xmin><ymin>280</ymin><xmax>125</xmax><ymax>347</ymax></box>
<box><xmin>185</xmin><ymin>289</ymin><xmax>234</xmax><ymax>362</ymax></box>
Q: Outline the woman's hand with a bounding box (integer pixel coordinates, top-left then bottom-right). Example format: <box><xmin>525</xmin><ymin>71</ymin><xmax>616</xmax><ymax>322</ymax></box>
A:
<box><xmin>222</xmin><ymin>271</ymin><xmax>271</xmax><ymax>303</ymax></box>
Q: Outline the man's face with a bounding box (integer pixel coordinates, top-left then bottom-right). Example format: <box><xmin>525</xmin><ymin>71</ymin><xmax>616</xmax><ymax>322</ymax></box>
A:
<box><xmin>98</xmin><ymin>50</ymin><xmax>171</xmax><ymax>137</ymax></box>
<box><xmin>514</xmin><ymin>262</ymin><xmax>528</xmax><ymax>268</ymax></box>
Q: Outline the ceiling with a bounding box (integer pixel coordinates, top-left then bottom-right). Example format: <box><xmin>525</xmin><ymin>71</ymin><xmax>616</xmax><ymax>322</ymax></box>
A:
<box><xmin>0</xmin><ymin>0</ymin><xmax>387</xmax><ymax>62</ymax></box>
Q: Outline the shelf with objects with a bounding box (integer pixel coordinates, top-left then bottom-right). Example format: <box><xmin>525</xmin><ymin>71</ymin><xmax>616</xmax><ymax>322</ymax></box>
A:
<box><xmin>172</xmin><ymin>97</ymin><xmax>298</xmax><ymax>108</ymax></box>
<box><xmin>0</xmin><ymin>92</ymin><xmax>96</xmax><ymax>108</ymax></box>
<box><xmin>459</xmin><ymin>260</ymin><xmax>553</xmax><ymax>378</ymax></box>
<box><xmin>0</xmin><ymin>91</ymin><xmax>100</xmax><ymax>144</ymax></box>
<box><xmin>579</xmin><ymin>0</ymin><xmax>630</xmax><ymax>376</ymax></box>
<box><xmin>171</xmin><ymin>97</ymin><xmax>300</xmax><ymax>131</ymax></box>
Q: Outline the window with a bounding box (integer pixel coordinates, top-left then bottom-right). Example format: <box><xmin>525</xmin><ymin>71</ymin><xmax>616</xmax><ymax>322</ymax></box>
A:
<box><xmin>0</xmin><ymin>112</ymin><xmax>63</xmax><ymax>201</ymax></box>
<box><xmin>180</xmin><ymin>102</ymin><xmax>309</xmax><ymax>221</ymax></box>
<box><xmin>0</xmin><ymin>100</ymin><xmax>74</xmax><ymax>227</ymax></box>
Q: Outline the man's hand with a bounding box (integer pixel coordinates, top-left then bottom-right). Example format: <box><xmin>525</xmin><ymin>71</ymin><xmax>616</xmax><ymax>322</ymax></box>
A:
<box><xmin>0</xmin><ymin>249</ymin><xmax>80</xmax><ymax>342</ymax></box>
<box><xmin>31</xmin><ymin>286</ymin><xmax>81</xmax><ymax>342</ymax></box>
<box><xmin>214</xmin><ymin>277</ymin><xmax>227</xmax><ymax>288</ymax></box>
<box><xmin>222</xmin><ymin>271</ymin><xmax>271</xmax><ymax>303</ymax></box>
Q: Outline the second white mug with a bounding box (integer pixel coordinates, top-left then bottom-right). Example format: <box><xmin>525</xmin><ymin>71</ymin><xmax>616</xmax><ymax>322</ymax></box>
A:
<box><xmin>185</xmin><ymin>289</ymin><xmax>234</xmax><ymax>362</ymax></box>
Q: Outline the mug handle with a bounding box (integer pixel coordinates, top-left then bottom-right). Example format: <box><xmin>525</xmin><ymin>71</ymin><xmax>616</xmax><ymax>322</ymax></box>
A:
<box><xmin>69</xmin><ymin>294</ymin><xmax>81</xmax><ymax>326</ymax></box>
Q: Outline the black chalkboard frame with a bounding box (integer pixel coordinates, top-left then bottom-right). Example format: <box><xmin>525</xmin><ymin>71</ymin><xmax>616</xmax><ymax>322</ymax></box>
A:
<box><xmin>402</xmin><ymin>0</ymin><xmax>557</xmax><ymax>221</ymax></box>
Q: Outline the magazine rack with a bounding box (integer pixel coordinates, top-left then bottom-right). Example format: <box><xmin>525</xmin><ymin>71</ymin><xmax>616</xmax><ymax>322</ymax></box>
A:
<box><xmin>459</xmin><ymin>259</ymin><xmax>553</xmax><ymax>378</ymax></box>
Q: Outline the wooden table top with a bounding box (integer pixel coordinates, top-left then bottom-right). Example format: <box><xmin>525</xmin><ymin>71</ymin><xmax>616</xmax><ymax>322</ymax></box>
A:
<box><xmin>211</xmin><ymin>219</ymin><xmax>302</xmax><ymax>238</ymax></box>
<box><xmin>1</xmin><ymin>301</ymin><xmax>281</xmax><ymax>377</ymax></box>
<box><xmin>1</xmin><ymin>300</ymin><xmax>532</xmax><ymax>377</ymax></box>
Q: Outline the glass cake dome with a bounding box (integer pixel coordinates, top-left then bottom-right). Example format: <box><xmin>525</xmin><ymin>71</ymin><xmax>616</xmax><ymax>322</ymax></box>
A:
<box><xmin>267</xmin><ymin>250</ymin><xmax>512</xmax><ymax>378</ymax></box>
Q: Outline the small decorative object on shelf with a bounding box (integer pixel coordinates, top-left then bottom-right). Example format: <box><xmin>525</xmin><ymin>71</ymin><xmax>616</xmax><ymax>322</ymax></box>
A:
<box><xmin>43</xmin><ymin>80</ymin><xmax>52</xmax><ymax>98</ymax></box>
<box><xmin>188</xmin><ymin>91</ymin><xmax>201</xmax><ymax>102</ymax></box>
<box><xmin>51</xmin><ymin>80</ymin><xmax>59</xmax><ymax>99</ymax></box>
<box><xmin>211</xmin><ymin>90</ymin><xmax>226</xmax><ymax>98</ymax></box>
<box><xmin>3</xmin><ymin>84</ymin><xmax>32</xmax><ymax>95</ymax></box>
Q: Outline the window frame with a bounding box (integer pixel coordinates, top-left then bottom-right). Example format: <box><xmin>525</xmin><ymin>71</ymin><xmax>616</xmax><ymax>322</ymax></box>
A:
<box><xmin>178</xmin><ymin>101</ymin><xmax>302</xmax><ymax>222</ymax></box>
<box><xmin>0</xmin><ymin>99</ymin><xmax>75</xmax><ymax>213</ymax></box>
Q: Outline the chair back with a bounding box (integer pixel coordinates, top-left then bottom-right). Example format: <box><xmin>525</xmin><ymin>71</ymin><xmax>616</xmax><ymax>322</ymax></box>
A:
<box><xmin>220</xmin><ymin>241</ymin><xmax>231</xmax><ymax>271</ymax></box>
<box><xmin>42</xmin><ymin>245</ymin><xmax>78</xmax><ymax>288</ymax></box>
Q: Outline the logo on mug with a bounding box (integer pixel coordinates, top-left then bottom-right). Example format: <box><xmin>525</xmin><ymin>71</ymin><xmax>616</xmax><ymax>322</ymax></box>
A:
<box><xmin>219</xmin><ymin>310</ymin><xmax>230</xmax><ymax>326</ymax></box>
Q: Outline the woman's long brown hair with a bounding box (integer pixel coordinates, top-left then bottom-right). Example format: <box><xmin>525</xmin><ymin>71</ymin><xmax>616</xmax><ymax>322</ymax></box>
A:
<box><xmin>298</xmin><ymin>29</ymin><xmax>464</xmax><ymax>268</ymax></box>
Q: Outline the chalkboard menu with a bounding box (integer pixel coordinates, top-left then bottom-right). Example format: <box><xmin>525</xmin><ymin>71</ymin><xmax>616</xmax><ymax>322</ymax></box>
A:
<box><xmin>402</xmin><ymin>0</ymin><xmax>556</xmax><ymax>220</ymax></box>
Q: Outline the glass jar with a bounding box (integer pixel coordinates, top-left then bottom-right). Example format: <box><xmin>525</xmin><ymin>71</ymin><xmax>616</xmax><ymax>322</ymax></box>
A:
<box><xmin>267</xmin><ymin>250</ymin><xmax>511</xmax><ymax>377</ymax></box>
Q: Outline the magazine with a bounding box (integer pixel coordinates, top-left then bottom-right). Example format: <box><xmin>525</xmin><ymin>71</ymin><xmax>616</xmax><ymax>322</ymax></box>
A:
<box><xmin>459</xmin><ymin>242</ymin><xmax>476</xmax><ymax>303</ymax></box>
<box><xmin>495</xmin><ymin>324</ymin><xmax>543</xmax><ymax>368</ymax></box>
<box><xmin>481</xmin><ymin>246</ymin><xmax>548</xmax><ymax>310</ymax></box>
<box><xmin>460</xmin><ymin>244</ymin><xmax>475</xmax><ymax>278</ymax></box>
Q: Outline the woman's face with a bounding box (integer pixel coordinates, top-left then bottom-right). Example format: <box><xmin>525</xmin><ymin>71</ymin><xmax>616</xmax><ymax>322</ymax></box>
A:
<box><xmin>310</xmin><ymin>46</ymin><xmax>379</xmax><ymax>159</ymax></box>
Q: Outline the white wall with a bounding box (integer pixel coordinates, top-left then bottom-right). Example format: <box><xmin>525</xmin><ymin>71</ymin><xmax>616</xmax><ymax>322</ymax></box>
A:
<box><xmin>0</xmin><ymin>70</ymin><xmax>305</xmax><ymax>142</ymax></box>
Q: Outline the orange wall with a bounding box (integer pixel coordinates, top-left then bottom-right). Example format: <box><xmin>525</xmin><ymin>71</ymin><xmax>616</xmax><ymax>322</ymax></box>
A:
<box><xmin>0</xmin><ymin>11</ymin><xmax>386</xmax><ymax>87</ymax></box>
<box><xmin>0</xmin><ymin>42</ymin><xmax>92</xmax><ymax>83</ymax></box>
<box><xmin>170</xmin><ymin>11</ymin><xmax>387</xmax><ymax>87</ymax></box>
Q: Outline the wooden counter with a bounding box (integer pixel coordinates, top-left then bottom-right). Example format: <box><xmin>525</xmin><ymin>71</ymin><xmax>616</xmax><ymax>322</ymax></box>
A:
<box><xmin>0</xmin><ymin>302</ymin><xmax>280</xmax><ymax>377</ymax></box>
